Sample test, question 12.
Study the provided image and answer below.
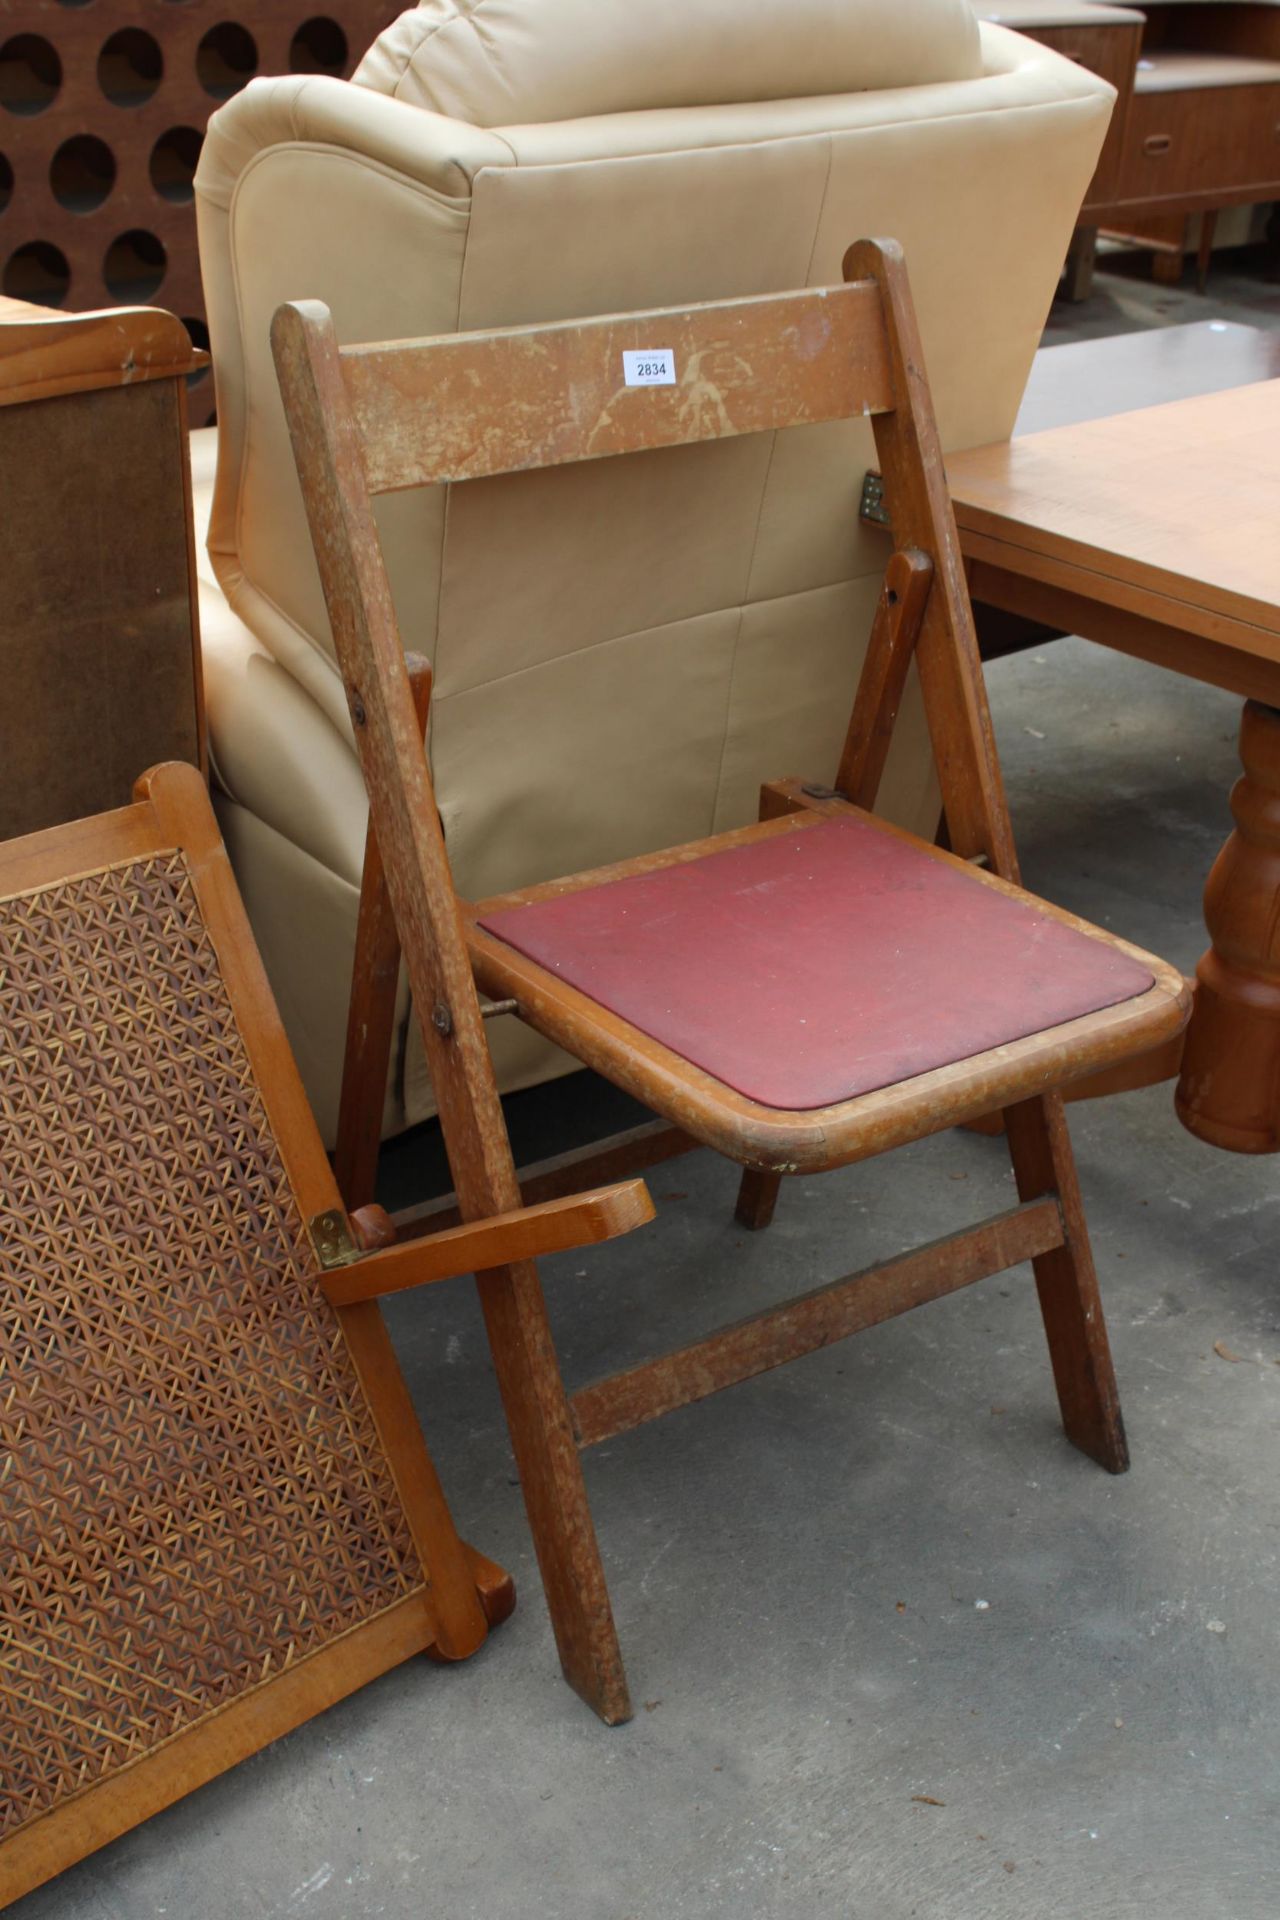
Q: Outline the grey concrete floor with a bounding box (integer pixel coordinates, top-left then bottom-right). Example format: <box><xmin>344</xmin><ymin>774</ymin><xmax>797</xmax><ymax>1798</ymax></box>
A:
<box><xmin>17</xmin><ymin>251</ymin><xmax>1280</xmax><ymax>1919</ymax></box>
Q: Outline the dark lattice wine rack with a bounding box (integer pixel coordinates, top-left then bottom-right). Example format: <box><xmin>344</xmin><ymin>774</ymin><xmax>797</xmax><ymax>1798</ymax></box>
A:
<box><xmin>0</xmin><ymin>2</ymin><xmax>402</xmax><ymax>424</ymax></box>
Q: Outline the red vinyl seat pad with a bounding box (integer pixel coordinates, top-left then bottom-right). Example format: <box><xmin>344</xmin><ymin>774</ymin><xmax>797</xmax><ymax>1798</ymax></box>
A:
<box><xmin>477</xmin><ymin>817</ymin><xmax>1154</xmax><ymax>1111</ymax></box>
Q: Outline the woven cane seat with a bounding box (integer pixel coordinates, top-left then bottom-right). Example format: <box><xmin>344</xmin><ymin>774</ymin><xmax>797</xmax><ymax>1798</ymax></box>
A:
<box><xmin>478</xmin><ymin>816</ymin><xmax>1155</xmax><ymax>1111</ymax></box>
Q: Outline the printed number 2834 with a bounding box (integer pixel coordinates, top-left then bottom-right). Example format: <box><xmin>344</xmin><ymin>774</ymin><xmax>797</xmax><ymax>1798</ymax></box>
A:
<box><xmin>622</xmin><ymin>348</ymin><xmax>676</xmax><ymax>387</ymax></box>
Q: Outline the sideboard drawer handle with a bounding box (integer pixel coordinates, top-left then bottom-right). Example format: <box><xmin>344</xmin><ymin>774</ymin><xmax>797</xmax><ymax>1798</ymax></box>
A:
<box><xmin>1144</xmin><ymin>133</ymin><xmax>1172</xmax><ymax>156</ymax></box>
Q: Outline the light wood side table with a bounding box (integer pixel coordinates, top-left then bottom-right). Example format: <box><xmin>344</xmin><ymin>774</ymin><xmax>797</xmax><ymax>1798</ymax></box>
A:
<box><xmin>949</xmin><ymin>362</ymin><xmax>1280</xmax><ymax>1152</ymax></box>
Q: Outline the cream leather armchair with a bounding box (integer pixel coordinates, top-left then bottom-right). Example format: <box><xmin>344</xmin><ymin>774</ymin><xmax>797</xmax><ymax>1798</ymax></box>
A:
<box><xmin>193</xmin><ymin>0</ymin><xmax>1113</xmax><ymax>1144</ymax></box>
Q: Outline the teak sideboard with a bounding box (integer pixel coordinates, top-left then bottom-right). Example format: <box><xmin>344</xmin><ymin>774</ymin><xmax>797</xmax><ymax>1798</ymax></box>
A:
<box><xmin>980</xmin><ymin>1</ymin><xmax>1280</xmax><ymax>293</ymax></box>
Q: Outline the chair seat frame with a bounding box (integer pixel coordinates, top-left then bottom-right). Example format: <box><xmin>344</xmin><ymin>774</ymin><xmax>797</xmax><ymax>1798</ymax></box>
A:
<box><xmin>466</xmin><ymin>788</ymin><xmax>1185</xmax><ymax>1173</ymax></box>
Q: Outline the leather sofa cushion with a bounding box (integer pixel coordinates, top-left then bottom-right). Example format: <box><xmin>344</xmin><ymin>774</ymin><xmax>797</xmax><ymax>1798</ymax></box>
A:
<box><xmin>355</xmin><ymin>0</ymin><xmax>984</xmax><ymax>128</ymax></box>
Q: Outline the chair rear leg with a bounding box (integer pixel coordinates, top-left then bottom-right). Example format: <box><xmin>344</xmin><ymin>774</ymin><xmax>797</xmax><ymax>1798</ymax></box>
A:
<box><xmin>734</xmin><ymin>1167</ymin><xmax>782</xmax><ymax>1231</ymax></box>
<box><xmin>1003</xmin><ymin>1092</ymin><xmax>1129</xmax><ymax>1474</ymax></box>
<box><xmin>474</xmin><ymin>1256</ymin><xmax>634</xmax><ymax>1723</ymax></box>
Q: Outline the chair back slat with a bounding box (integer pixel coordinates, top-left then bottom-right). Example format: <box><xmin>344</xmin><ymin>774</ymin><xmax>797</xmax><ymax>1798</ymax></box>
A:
<box><xmin>341</xmin><ymin>280</ymin><xmax>892</xmax><ymax>494</ymax></box>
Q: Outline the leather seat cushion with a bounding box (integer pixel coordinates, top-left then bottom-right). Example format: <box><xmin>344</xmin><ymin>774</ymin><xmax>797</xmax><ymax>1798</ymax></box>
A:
<box><xmin>478</xmin><ymin>816</ymin><xmax>1154</xmax><ymax>1111</ymax></box>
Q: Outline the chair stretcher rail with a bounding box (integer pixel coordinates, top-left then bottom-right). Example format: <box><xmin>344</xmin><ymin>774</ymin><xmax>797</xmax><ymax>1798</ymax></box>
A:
<box><xmin>571</xmin><ymin>1198</ymin><xmax>1065</xmax><ymax>1447</ymax></box>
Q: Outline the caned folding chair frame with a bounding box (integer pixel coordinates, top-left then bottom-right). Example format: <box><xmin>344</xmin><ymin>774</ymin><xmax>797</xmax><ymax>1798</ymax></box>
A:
<box><xmin>271</xmin><ymin>240</ymin><xmax>1190</xmax><ymax>1726</ymax></box>
<box><xmin>0</xmin><ymin>763</ymin><xmax>649</xmax><ymax>1902</ymax></box>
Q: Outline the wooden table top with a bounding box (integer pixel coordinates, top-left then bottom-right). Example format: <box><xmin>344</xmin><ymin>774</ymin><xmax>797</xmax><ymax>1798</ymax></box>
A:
<box><xmin>950</xmin><ymin>371</ymin><xmax>1280</xmax><ymax>658</ymax></box>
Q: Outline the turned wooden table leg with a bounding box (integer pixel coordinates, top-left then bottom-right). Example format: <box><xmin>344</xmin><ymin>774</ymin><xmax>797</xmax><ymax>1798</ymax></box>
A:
<box><xmin>1177</xmin><ymin>700</ymin><xmax>1280</xmax><ymax>1152</ymax></box>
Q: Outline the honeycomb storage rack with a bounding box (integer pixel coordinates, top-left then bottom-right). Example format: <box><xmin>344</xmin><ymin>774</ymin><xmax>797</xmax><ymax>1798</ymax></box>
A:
<box><xmin>0</xmin><ymin>2</ymin><xmax>400</xmax><ymax>425</ymax></box>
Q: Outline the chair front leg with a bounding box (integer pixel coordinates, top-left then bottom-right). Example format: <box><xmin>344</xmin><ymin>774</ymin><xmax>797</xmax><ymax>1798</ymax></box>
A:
<box><xmin>475</xmin><ymin>1256</ymin><xmax>634</xmax><ymax>1724</ymax></box>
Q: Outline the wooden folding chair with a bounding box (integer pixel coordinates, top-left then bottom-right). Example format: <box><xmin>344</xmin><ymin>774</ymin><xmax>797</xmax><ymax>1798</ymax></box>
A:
<box><xmin>0</xmin><ymin>762</ymin><xmax>649</xmax><ymax>1905</ymax></box>
<box><xmin>271</xmin><ymin>238</ymin><xmax>1191</xmax><ymax>1727</ymax></box>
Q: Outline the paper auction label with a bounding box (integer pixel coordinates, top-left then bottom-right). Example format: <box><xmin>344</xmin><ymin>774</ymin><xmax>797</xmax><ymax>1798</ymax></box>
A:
<box><xmin>622</xmin><ymin>348</ymin><xmax>676</xmax><ymax>387</ymax></box>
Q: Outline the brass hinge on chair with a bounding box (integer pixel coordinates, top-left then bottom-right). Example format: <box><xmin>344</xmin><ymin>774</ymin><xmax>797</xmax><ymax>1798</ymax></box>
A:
<box><xmin>309</xmin><ymin>1208</ymin><xmax>362</xmax><ymax>1269</ymax></box>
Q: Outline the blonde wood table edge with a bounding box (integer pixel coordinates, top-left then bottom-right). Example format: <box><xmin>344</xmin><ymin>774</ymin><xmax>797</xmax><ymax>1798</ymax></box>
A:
<box><xmin>962</xmin><ymin>543</ymin><xmax>1280</xmax><ymax>710</ymax></box>
<box><xmin>948</xmin><ymin>377</ymin><xmax>1280</xmax><ymax>647</ymax></box>
<box><xmin>950</xmin><ymin>371</ymin><xmax>1280</xmax><ymax>1153</ymax></box>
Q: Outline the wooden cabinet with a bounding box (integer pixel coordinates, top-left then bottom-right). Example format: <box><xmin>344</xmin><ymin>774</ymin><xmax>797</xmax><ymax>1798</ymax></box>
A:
<box><xmin>980</xmin><ymin>1</ymin><xmax>1280</xmax><ymax>291</ymax></box>
<box><xmin>1118</xmin><ymin>59</ymin><xmax>1280</xmax><ymax>206</ymax></box>
<box><xmin>0</xmin><ymin>1</ymin><xmax>402</xmax><ymax>427</ymax></box>
<box><xmin>0</xmin><ymin>298</ymin><xmax>207</xmax><ymax>840</ymax></box>
<box><xmin>990</xmin><ymin>10</ymin><xmax>1146</xmax><ymax>206</ymax></box>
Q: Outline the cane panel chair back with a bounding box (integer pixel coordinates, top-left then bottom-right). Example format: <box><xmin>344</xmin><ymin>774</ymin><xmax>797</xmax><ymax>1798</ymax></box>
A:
<box><xmin>0</xmin><ymin>765</ymin><xmax>537</xmax><ymax>1904</ymax></box>
<box><xmin>270</xmin><ymin>243</ymin><xmax>1190</xmax><ymax>1725</ymax></box>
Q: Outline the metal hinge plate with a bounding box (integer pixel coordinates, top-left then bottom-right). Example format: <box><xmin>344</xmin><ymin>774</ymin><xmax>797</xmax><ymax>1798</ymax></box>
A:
<box><xmin>309</xmin><ymin>1208</ymin><xmax>361</xmax><ymax>1270</ymax></box>
<box><xmin>860</xmin><ymin>469</ymin><xmax>891</xmax><ymax>528</ymax></box>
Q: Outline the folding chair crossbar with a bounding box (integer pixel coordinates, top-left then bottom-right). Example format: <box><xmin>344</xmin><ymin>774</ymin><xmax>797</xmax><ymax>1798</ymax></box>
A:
<box><xmin>570</xmin><ymin>1198</ymin><xmax>1066</xmax><ymax>1448</ymax></box>
<box><xmin>272</xmin><ymin>238</ymin><xmax>1190</xmax><ymax>1726</ymax></box>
